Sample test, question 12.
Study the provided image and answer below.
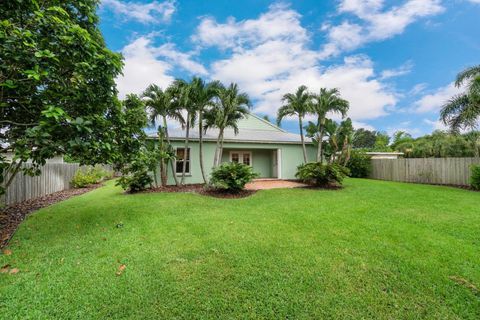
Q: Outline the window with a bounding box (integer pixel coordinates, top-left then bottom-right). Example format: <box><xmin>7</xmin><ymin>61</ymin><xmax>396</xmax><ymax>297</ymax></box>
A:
<box><xmin>175</xmin><ymin>148</ymin><xmax>190</xmax><ymax>174</ymax></box>
<box><xmin>242</xmin><ymin>153</ymin><xmax>250</xmax><ymax>166</ymax></box>
<box><xmin>229</xmin><ymin>151</ymin><xmax>252</xmax><ymax>166</ymax></box>
<box><xmin>231</xmin><ymin>153</ymin><xmax>240</xmax><ymax>163</ymax></box>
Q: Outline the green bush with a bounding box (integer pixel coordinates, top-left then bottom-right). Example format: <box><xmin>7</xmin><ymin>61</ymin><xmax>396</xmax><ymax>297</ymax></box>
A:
<box><xmin>71</xmin><ymin>166</ymin><xmax>111</xmax><ymax>188</ymax></box>
<box><xmin>116</xmin><ymin>170</ymin><xmax>153</xmax><ymax>193</ymax></box>
<box><xmin>470</xmin><ymin>165</ymin><xmax>480</xmax><ymax>190</ymax></box>
<box><xmin>345</xmin><ymin>151</ymin><xmax>372</xmax><ymax>178</ymax></box>
<box><xmin>296</xmin><ymin>162</ymin><xmax>350</xmax><ymax>187</ymax></box>
<box><xmin>210</xmin><ymin>162</ymin><xmax>259</xmax><ymax>193</ymax></box>
<box><xmin>116</xmin><ymin>151</ymin><xmax>154</xmax><ymax>192</ymax></box>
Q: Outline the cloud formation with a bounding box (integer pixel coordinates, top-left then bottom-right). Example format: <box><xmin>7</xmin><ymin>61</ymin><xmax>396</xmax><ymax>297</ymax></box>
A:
<box><xmin>195</xmin><ymin>4</ymin><xmax>396</xmax><ymax>121</ymax></box>
<box><xmin>320</xmin><ymin>0</ymin><xmax>445</xmax><ymax>58</ymax></box>
<box><xmin>101</xmin><ymin>0</ymin><xmax>176</xmax><ymax>24</ymax></box>
<box><xmin>116</xmin><ymin>36</ymin><xmax>205</xmax><ymax>98</ymax></box>
<box><xmin>414</xmin><ymin>82</ymin><xmax>465</xmax><ymax>113</ymax></box>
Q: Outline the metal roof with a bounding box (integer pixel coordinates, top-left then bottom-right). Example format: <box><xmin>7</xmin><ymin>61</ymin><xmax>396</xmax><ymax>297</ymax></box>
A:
<box><xmin>146</xmin><ymin>113</ymin><xmax>312</xmax><ymax>144</ymax></box>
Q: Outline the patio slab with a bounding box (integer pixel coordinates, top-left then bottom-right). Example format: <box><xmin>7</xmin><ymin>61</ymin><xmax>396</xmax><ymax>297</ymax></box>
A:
<box><xmin>245</xmin><ymin>179</ymin><xmax>308</xmax><ymax>190</ymax></box>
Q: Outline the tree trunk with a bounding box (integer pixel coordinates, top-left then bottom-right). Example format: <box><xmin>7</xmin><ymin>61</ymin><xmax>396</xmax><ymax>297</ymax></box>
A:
<box><xmin>198</xmin><ymin>112</ymin><xmax>207</xmax><ymax>184</ymax></box>
<box><xmin>153</xmin><ymin>165</ymin><xmax>159</xmax><ymax>188</ymax></box>
<box><xmin>316</xmin><ymin>118</ymin><xmax>324</xmax><ymax>162</ymax></box>
<box><xmin>299</xmin><ymin>116</ymin><xmax>308</xmax><ymax>163</ymax></box>
<box><xmin>213</xmin><ymin>132</ymin><xmax>222</xmax><ymax>167</ymax></box>
<box><xmin>342</xmin><ymin>136</ymin><xmax>350</xmax><ymax>166</ymax></box>
<box><xmin>157</xmin><ymin>133</ymin><xmax>166</xmax><ymax>187</ymax></box>
<box><xmin>163</xmin><ymin>116</ymin><xmax>179</xmax><ymax>186</ymax></box>
<box><xmin>218</xmin><ymin>129</ymin><xmax>225</xmax><ymax>166</ymax></box>
<box><xmin>4</xmin><ymin>160</ymin><xmax>24</xmax><ymax>190</ymax></box>
<box><xmin>181</xmin><ymin>115</ymin><xmax>190</xmax><ymax>185</ymax></box>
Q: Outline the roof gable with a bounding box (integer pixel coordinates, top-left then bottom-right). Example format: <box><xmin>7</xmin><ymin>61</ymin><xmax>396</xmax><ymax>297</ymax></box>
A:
<box><xmin>237</xmin><ymin>114</ymin><xmax>286</xmax><ymax>132</ymax></box>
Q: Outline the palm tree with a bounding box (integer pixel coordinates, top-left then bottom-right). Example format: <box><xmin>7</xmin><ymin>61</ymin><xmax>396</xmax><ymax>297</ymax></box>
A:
<box><xmin>142</xmin><ymin>84</ymin><xmax>184</xmax><ymax>186</ymax></box>
<box><xmin>169</xmin><ymin>79</ymin><xmax>196</xmax><ymax>185</ymax></box>
<box><xmin>276</xmin><ymin>85</ymin><xmax>311</xmax><ymax>163</ymax></box>
<box><xmin>190</xmin><ymin>77</ymin><xmax>222</xmax><ymax>183</ymax></box>
<box><xmin>204</xmin><ymin>83</ymin><xmax>251</xmax><ymax>167</ymax></box>
<box><xmin>310</xmin><ymin>88</ymin><xmax>349</xmax><ymax>162</ymax></box>
<box><xmin>441</xmin><ymin>65</ymin><xmax>480</xmax><ymax>132</ymax></box>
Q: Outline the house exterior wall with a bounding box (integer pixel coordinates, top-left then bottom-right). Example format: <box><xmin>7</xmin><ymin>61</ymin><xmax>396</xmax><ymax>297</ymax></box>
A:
<box><xmin>155</xmin><ymin>140</ymin><xmax>316</xmax><ymax>185</ymax></box>
<box><xmin>221</xmin><ymin>148</ymin><xmax>274</xmax><ymax>178</ymax></box>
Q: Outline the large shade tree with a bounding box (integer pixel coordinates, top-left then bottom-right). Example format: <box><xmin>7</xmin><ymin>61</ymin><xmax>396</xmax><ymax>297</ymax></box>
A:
<box><xmin>204</xmin><ymin>83</ymin><xmax>251</xmax><ymax>167</ymax></box>
<box><xmin>441</xmin><ymin>65</ymin><xmax>480</xmax><ymax>132</ymax></box>
<box><xmin>310</xmin><ymin>88</ymin><xmax>350</xmax><ymax>162</ymax></box>
<box><xmin>276</xmin><ymin>85</ymin><xmax>311</xmax><ymax>163</ymax></box>
<box><xmin>0</xmin><ymin>0</ymin><xmax>123</xmax><ymax>194</ymax></box>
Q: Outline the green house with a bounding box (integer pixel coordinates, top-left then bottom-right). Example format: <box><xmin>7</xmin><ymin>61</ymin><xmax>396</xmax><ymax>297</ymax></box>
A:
<box><xmin>149</xmin><ymin>113</ymin><xmax>316</xmax><ymax>185</ymax></box>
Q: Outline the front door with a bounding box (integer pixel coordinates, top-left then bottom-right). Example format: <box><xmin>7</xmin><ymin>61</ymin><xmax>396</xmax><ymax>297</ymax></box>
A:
<box><xmin>230</xmin><ymin>151</ymin><xmax>252</xmax><ymax>166</ymax></box>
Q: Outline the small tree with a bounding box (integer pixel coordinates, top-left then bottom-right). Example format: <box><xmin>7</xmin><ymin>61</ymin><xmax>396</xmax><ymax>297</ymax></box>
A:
<box><xmin>277</xmin><ymin>85</ymin><xmax>312</xmax><ymax>163</ymax></box>
<box><xmin>310</xmin><ymin>88</ymin><xmax>349</xmax><ymax>162</ymax></box>
<box><xmin>142</xmin><ymin>84</ymin><xmax>183</xmax><ymax>186</ymax></box>
<box><xmin>110</xmin><ymin>95</ymin><xmax>148</xmax><ymax>172</ymax></box>
<box><xmin>204</xmin><ymin>83</ymin><xmax>250</xmax><ymax>167</ymax></box>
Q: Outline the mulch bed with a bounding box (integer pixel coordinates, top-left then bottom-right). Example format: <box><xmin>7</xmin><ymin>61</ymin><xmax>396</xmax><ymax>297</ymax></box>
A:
<box><xmin>0</xmin><ymin>184</ymin><xmax>102</xmax><ymax>249</ymax></box>
<box><xmin>301</xmin><ymin>184</ymin><xmax>344</xmax><ymax>191</ymax></box>
<box><xmin>142</xmin><ymin>184</ymin><xmax>257</xmax><ymax>199</ymax></box>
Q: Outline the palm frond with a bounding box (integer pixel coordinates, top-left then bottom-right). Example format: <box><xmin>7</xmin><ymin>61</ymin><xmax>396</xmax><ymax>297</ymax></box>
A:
<box><xmin>455</xmin><ymin>65</ymin><xmax>480</xmax><ymax>87</ymax></box>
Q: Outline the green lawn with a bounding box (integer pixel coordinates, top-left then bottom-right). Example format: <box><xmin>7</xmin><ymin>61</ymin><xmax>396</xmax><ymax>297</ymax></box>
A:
<box><xmin>1</xmin><ymin>179</ymin><xmax>479</xmax><ymax>319</ymax></box>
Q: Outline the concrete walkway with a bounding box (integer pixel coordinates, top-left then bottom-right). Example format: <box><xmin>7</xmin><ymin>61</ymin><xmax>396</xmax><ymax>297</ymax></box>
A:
<box><xmin>245</xmin><ymin>179</ymin><xmax>308</xmax><ymax>190</ymax></box>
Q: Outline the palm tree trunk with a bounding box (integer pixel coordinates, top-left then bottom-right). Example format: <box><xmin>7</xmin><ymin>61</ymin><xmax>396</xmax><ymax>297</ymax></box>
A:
<box><xmin>163</xmin><ymin>116</ymin><xmax>179</xmax><ymax>186</ymax></box>
<box><xmin>198</xmin><ymin>112</ymin><xmax>207</xmax><ymax>183</ymax></box>
<box><xmin>181</xmin><ymin>115</ymin><xmax>190</xmax><ymax>185</ymax></box>
<box><xmin>317</xmin><ymin>118</ymin><xmax>324</xmax><ymax>162</ymax></box>
<box><xmin>298</xmin><ymin>116</ymin><xmax>307</xmax><ymax>163</ymax></box>
<box><xmin>157</xmin><ymin>133</ymin><xmax>167</xmax><ymax>187</ymax></box>
<box><xmin>213</xmin><ymin>132</ymin><xmax>222</xmax><ymax>167</ymax></box>
<box><xmin>218</xmin><ymin>129</ymin><xmax>225</xmax><ymax>165</ymax></box>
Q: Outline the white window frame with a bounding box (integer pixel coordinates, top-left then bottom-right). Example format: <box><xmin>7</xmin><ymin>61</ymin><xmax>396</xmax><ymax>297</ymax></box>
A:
<box><xmin>229</xmin><ymin>151</ymin><xmax>253</xmax><ymax>167</ymax></box>
<box><xmin>175</xmin><ymin>147</ymin><xmax>191</xmax><ymax>175</ymax></box>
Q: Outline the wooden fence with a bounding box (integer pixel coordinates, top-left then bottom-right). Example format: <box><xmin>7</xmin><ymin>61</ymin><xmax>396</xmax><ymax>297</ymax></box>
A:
<box><xmin>1</xmin><ymin>163</ymin><xmax>105</xmax><ymax>206</ymax></box>
<box><xmin>370</xmin><ymin>158</ymin><xmax>480</xmax><ymax>186</ymax></box>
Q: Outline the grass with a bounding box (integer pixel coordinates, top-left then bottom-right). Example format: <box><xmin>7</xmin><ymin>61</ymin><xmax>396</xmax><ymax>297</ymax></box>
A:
<box><xmin>1</xmin><ymin>179</ymin><xmax>479</xmax><ymax>319</ymax></box>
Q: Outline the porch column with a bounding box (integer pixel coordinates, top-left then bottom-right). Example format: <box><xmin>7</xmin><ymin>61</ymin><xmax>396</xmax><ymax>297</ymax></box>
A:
<box><xmin>277</xmin><ymin>148</ymin><xmax>282</xmax><ymax>179</ymax></box>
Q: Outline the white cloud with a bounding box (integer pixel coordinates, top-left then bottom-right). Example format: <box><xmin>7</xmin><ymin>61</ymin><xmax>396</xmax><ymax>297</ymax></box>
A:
<box><xmin>116</xmin><ymin>36</ymin><xmax>206</xmax><ymax>98</ymax></box>
<box><xmin>193</xmin><ymin>5</ymin><xmax>397</xmax><ymax>124</ymax></box>
<box><xmin>352</xmin><ymin>121</ymin><xmax>375</xmax><ymax>131</ymax></box>
<box><xmin>424</xmin><ymin>119</ymin><xmax>449</xmax><ymax>131</ymax></box>
<box><xmin>468</xmin><ymin>0</ymin><xmax>480</xmax><ymax>4</ymax></box>
<box><xmin>193</xmin><ymin>3</ymin><xmax>307</xmax><ymax>50</ymax></box>
<box><xmin>409</xmin><ymin>83</ymin><xmax>428</xmax><ymax>95</ymax></box>
<box><xmin>414</xmin><ymin>82</ymin><xmax>465</xmax><ymax>113</ymax></box>
<box><xmin>380</xmin><ymin>61</ymin><xmax>413</xmax><ymax>80</ymax></box>
<box><xmin>101</xmin><ymin>0</ymin><xmax>176</xmax><ymax>24</ymax></box>
<box><xmin>320</xmin><ymin>0</ymin><xmax>445</xmax><ymax>58</ymax></box>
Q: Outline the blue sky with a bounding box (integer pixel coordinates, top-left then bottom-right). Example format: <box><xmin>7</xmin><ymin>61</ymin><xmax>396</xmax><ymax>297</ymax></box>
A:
<box><xmin>98</xmin><ymin>0</ymin><xmax>480</xmax><ymax>136</ymax></box>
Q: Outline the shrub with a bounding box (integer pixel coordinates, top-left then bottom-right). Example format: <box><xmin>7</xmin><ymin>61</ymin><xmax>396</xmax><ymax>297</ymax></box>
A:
<box><xmin>296</xmin><ymin>162</ymin><xmax>350</xmax><ymax>187</ymax></box>
<box><xmin>210</xmin><ymin>162</ymin><xmax>259</xmax><ymax>193</ymax></box>
<box><xmin>116</xmin><ymin>170</ymin><xmax>153</xmax><ymax>193</ymax></box>
<box><xmin>471</xmin><ymin>165</ymin><xmax>480</xmax><ymax>190</ymax></box>
<box><xmin>71</xmin><ymin>166</ymin><xmax>111</xmax><ymax>188</ymax></box>
<box><xmin>345</xmin><ymin>151</ymin><xmax>372</xmax><ymax>178</ymax></box>
<box><xmin>116</xmin><ymin>151</ymin><xmax>155</xmax><ymax>192</ymax></box>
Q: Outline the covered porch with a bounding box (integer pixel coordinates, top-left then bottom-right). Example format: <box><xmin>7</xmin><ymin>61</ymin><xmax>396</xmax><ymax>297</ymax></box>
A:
<box><xmin>220</xmin><ymin>148</ymin><xmax>282</xmax><ymax>179</ymax></box>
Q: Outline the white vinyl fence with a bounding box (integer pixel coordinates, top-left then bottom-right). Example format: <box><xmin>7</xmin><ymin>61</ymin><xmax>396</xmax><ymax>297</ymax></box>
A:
<box><xmin>1</xmin><ymin>163</ymin><xmax>113</xmax><ymax>206</ymax></box>
<box><xmin>370</xmin><ymin>158</ymin><xmax>480</xmax><ymax>186</ymax></box>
